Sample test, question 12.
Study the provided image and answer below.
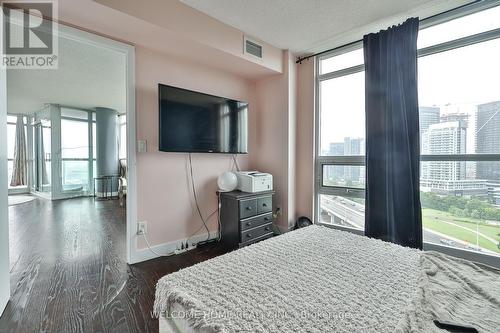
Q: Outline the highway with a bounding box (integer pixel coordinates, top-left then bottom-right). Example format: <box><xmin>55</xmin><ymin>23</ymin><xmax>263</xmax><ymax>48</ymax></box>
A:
<box><xmin>320</xmin><ymin>196</ymin><xmax>365</xmax><ymax>229</ymax></box>
<box><xmin>320</xmin><ymin>195</ymin><xmax>496</xmax><ymax>254</ymax></box>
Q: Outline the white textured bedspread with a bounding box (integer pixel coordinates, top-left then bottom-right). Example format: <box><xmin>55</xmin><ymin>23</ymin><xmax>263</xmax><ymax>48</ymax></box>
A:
<box><xmin>154</xmin><ymin>225</ymin><xmax>500</xmax><ymax>333</ymax></box>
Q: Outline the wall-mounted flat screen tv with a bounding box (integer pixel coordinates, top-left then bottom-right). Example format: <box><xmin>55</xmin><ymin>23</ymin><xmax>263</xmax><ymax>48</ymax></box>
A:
<box><xmin>158</xmin><ymin>84</ymin><xmax>248</xmax><ymax>153</ymax></box>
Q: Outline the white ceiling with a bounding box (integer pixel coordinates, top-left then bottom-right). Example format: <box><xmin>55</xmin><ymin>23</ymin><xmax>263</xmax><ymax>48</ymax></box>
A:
<box><xmin>7</xmin><ymin>35</ymin><xmax>126</xmax><ymax>115</ymax></box>
<box><xmin>181</xmin><ymin>0</ymin><xmax>472</xmax><ymax>55</ymax></box>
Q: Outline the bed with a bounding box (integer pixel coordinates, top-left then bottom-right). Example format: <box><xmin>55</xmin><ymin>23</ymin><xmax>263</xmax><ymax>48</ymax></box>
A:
<box><xmin>154</xmin><ymin>225</ymin><xmax>500</xmax><ymax>333</ymax></box>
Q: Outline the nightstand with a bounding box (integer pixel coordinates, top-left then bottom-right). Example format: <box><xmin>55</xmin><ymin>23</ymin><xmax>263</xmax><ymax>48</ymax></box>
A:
<box><xmin>219</xmin><ymin>190</ymin><xmax>275</xmax><ymax>248</ymax></box>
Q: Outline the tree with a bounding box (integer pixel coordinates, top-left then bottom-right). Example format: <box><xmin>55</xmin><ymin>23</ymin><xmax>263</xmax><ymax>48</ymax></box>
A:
<box><xmin>471</xmin><ymin>209</ymin><xmax>481</xmax><ymax>219</ymax></box>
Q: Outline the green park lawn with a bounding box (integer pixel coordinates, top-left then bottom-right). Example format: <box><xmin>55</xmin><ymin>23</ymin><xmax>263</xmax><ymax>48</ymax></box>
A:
<box><xmin>423</xmin><ymin>208</ymin><xmax>500</xmax><ymax>254</ymax></box>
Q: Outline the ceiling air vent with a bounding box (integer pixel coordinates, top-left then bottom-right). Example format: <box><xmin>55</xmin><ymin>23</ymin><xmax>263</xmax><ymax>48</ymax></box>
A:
<box><xmin>244</xmin><ymin>37</ymin><xmax>263</xmax><ymax>59</ymax></box>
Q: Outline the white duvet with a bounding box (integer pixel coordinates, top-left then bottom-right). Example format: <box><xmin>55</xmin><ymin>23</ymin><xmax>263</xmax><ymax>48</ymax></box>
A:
<box><xmin>154</xmin><ymin>225</ymin><xmax>500</xmax><ymax>333</ymax></box>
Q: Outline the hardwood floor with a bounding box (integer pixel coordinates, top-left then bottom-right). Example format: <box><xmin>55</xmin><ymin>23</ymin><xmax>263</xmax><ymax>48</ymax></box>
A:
<box><xmin>0</xmin><ymin>197</ymin><xmax>227</xmax><ymax>333</ymax></box>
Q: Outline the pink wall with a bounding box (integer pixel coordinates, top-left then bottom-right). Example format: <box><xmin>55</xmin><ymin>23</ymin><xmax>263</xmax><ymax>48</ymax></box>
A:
<box><xmin>57</xmin><ymin>0</ymin><xmax>282</xmax><ymax>80</ymax></box>
<box><xmin>95</xmin><ymin>0</ymin><xmax>282</xmax><ymax>73</ymax></box>
<box><xmin>54</xmin><ymin>0</ymin><xmax>268</xmax><ymax>253</ymax></box>
<box><xmin>295</xmin><ymin>59</ymin><xmax>316</xmax><ymax>220</ymax></box>
<box><xmin>287</xmin><ymin>52</ymin><xmax>298</xmax><ymax>225</ymax></box>
<box><xmin>55</xmin><ymin>0</ymin><xmax>311</xmax><ymax>257</ymax></box>
<box><xmin>252</xmin><ymin>51</ymin><xmax>297</xmax><ymax>230</ymax></box>
<box><xmin>253</xmin><ymin>73</ymin><xmax>287</xmax><ymax>227</ymax></box>
<box><xmin>135</xmin><ymin>46</ymin><xmax>256</xmax><ymax>248</ymax></box>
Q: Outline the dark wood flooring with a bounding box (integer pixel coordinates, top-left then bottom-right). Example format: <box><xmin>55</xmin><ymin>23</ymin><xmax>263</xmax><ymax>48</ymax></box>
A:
<box><xmin>0</xmin><ymin>197</ymin><xmax>228</xmax><ymax>333</ymax></box>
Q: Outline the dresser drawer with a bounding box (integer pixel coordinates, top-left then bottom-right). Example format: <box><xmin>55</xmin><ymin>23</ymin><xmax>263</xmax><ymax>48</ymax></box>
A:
<box><xmin>240</xmin><ymin>223</ymin><xmax>273</xmax><ymax>243</ymax></box>
<box><xmin>257</xmin><ymin>196</ymin><xmax>272</xmax><ymax>214</ymax></box>
<box><xmin>240</xmin><ymin>213</ymin><xmax>273</xmax><ymax>231</ymax></box>
<box><xmin>239</xmin><ymin>199</ymin><xmax>257</xmax><ymax>219</ymax></box>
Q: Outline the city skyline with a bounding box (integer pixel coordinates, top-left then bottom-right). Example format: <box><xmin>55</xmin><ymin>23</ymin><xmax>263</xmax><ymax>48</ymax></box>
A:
<box><xmin>324</xmin><ymin>101</ymin><xmax>500</xmax><ymax>199</ymax></box>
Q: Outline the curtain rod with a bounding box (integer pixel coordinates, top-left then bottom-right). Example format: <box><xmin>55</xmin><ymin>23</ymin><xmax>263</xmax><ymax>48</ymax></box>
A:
<box><xmin>295</xmin><ymin>0</ymin><xmax>485</xmax><ymax>64</ymax></box>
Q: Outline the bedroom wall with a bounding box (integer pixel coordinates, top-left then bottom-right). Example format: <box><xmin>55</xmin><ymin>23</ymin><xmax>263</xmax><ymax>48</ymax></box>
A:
<box><xmin>49</xmin><ymin>0</ymin><xmax>303</xmax><ymax>261</ymax></box>
<box><xmin>54</xmin><ymin>0</ymin><xmax>278</xmax><ymax>261</ymax></box>
<box><xmin>287</xmin><ymin>53</ymin><xmax>298</xmax><ymax>227</ymax></box>
<box><xmin>295</xmin><ymin>59</ymin><xmax>316</xmax><ymax>220</ymax></box>
<box><xmin>253</xmin><ymin>51</ymin><xmax>297</xmax><ymax>231</ymax></box>
<box><xmin>57</xmin><ymin>0</ymin><xmax>283</xmax><ymax>79</ymax></box>
<box><xmin>135</xmin><ymin>46</ymin><xmax>256</xmax><ymax>250</ymax></box>
<box><xmin>94</xmin><ymin>0</ymin><xmax>282</xmax><ymax>74</ymax></box>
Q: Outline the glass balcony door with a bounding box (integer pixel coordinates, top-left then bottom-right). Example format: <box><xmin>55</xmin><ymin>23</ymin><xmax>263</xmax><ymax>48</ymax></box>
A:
<box><xmin>33</xmin><ymin>122</ymin><xmax>51</xmax><ymax>194</ymax></box>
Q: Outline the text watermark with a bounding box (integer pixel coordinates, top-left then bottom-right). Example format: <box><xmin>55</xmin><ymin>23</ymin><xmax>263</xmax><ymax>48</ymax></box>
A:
<box><xmin>1</xmin><ymin>0</ymin><xmax>58</xmax><ymax>69</ymax></box>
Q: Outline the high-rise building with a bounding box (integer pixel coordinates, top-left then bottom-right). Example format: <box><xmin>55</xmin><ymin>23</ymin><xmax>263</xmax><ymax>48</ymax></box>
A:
<box><xmin>329</xmin><ymin>142</ymin><xmax>344</xmax><ymax>156</ymax></box>
<box><xmin>419</xmin><ymin>106</ymin><xmax>440</xmax><ymax>151</ymax></box>
<box><xmin>344</xmin><ymin>137</ymin><xmax>363</xmax><ymax>155</ymax></box>
<box><xmin>326</xmin><ymin>143</ymin><xmax>345</xmax><ymax>181</ymax></box>
<box><xmin>441</xmin><ymin>112</ymin><xmax>469</xmax><ymax>128</ymax></box>
<box><xmin>343</xmin><ymin>137</ymin><xmax>363</xmax><ymax>182</ymax></box>
<box><xmin>419</xmin><ymin>106</ymin><xmax>440</xmax><ymax>132</ymax></box>
<box><xmin>422</xmin><ymin>121</ymin><xmax>466</xmax><ymax>181</ymax></box>
<box><xmin>419</xmin><ymin>108</ymin><xmax>489</xmax><ymax>196</ymax></box>
<box><xmin>324</xmin><ymin>138</ymin><xmax>365</xmax><ymax>186</ymax></box>
<box><xmin>476</xmin><ymin>101</ymin><xmax>500</xmax><ymax>181</ymax></box>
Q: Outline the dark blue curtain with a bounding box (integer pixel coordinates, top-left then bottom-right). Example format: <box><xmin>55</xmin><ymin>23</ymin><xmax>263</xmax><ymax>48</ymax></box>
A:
<box><xmin>363</xmin><ymin>18</ymin><xmax>422</xmax><ymax>249</ymax></box>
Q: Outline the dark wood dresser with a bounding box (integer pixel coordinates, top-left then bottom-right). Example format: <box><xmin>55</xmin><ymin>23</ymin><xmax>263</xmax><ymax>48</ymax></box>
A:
<box><xmin>220</xmin><ymin>190</ymin><xmax>275</xmax><ymax>248</ymax></box>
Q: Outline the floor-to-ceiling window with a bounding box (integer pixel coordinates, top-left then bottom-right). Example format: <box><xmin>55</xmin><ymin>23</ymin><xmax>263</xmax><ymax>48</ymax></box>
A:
<box><xmin>316</xmin><ymin>3</ymin><xmax>500</xmax><ymax>257</ymax></box>
<box><xmin>33</xmin><ymin>118</ymin><xmax>52</xmax><ymax>193</ymax></box>
<box><xmin>60</xmin><ymin>107</ymin><xmax>95</xmax><ymax>193</ymax></box>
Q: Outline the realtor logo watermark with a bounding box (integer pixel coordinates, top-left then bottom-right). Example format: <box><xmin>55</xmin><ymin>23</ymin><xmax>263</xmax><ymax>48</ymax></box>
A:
<box><xmin>1</xmin><ymin>0</ymin><xmax>58</xmax><ymax>69</ymax></box>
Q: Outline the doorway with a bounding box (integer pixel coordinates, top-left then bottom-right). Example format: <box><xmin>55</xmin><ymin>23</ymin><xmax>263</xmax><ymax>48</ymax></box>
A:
<box><xmin>0</xmin><ymin>19</ymin><xmax>137</xmax><ymax>322</ymax></box>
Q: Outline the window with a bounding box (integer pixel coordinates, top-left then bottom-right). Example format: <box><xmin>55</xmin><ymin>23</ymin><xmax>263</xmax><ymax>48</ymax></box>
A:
<box><xmin>316</xmin><ymin>3</ymin><xmax>500</xmax><ymax>258</ymax></box>
<box><xmin>60</xmin><ymin>110</ymin><xmax>93</xmax><ymax>192</ymax></box>
<box><xmin>319</xmin><ymin>71</ymin><xmax>365</xmax><ymax>156</ymax></box>
<box><xmin>319</xmin><ymin>47</ymin><xmax>363</xmax><ymax>75</ymax></box>
<box><xmin>61</xmin><ymin>119</ymin><xmax>89</xmax><ymax>159</ymax></box>
<box><xmin>119</xmin><ymin>115</ymin><xmax>127</xmax><ymax>159</ymax></box>
<box><xmin>317</xmin><ymin>46</ymin><xmax>366</xmax><ymax>228</ymax></box>
<box><xmin>42</xmin><ymin>124</ymin><xmax>52</xmax><ymax>187</ymax></box>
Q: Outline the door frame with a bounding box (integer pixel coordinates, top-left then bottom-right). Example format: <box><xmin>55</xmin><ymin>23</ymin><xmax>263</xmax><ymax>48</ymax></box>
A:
<box><xmin>0</xmin><ymin>40</ymin><xmax>10</xmax><ymax>315</ymax></box>
<box><xmin>0</xmin><ymin>10</ymin><xmax>138</xmax><ymax>316</ymax></box>
<box><xmin>55</xmin><ymin>24</ymin><xmax>138</xmax><ymax>264</ymax></box>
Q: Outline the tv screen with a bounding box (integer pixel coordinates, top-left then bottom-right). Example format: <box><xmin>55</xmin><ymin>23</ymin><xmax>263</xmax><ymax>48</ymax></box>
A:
<box><xmin>158</xmin><ymin>84</ymin><xmax>248</xmax><ymax>153</ymax></box>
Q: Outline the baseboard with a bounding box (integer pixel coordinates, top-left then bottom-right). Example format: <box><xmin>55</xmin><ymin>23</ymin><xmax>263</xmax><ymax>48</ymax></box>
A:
<box><xmin>7</xmin><ymin>187</ymin><xmax>29</xmax><ymax>195</ymax></box>
<box><xmin>131</xmin><ymin>231</ymin><xmax>220</xmax><ymax>264</ymax></box>
<box><xmin>95</xmin><ymin>191</ymin><xmax>119</xmax><ymax>197</ymax></box>
<box><xmin>30</xmin><ymin>191</ymin><xmax>51</xmax><ymax>200</ymax></box>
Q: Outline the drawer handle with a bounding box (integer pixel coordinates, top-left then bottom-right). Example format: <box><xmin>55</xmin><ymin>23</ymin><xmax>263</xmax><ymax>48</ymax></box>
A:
<box><xmin>264</xmin><ymin>217</ymin><xmax>269</xmax><ymax>221</ymax></box>
<box><xmin>246</xmin><ymin>233</ymin><xmax>252</xmax><ymax>238</ymax></box>
<box><xmin>262</xmin><ymin>203</ymin><xmax>267</xmax><ymax>207</ymax></box>
<box><xmin>246</xmin><ymin>222</ymin><xmax>251</xmax><ymax>226</ymax></box>
<box><xmin>265</xmin><ymin>227</ymin><xmax>271</xmax><ymax>231</ymax></box>
<box><xmin>246</xmin><ymin>206</ymin><xmax>252</xmax><ymax>211</ymax></box>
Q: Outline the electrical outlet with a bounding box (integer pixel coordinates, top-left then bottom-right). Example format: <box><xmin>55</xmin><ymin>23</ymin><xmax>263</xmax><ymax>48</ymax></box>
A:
<box><xmin>137</xmin><ymin>221</ymin><xmax>147</xmax><ymax>235</ymax></box>
<box><xmin>273</xmin><ymin>207</ymin><xmax>282</xmax><ymax>219</ymax></box>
